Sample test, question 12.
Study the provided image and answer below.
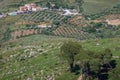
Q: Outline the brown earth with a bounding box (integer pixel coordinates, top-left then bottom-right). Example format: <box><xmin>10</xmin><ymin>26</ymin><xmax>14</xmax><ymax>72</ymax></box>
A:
<box><xmin>77</xmin><ymin>74</ymin><xmax>83</xmax><ymax>80</ymax></box>
<box><xmin>106</xmin><ymin>19</ymin><xmax>120</xmax><ymax>25</ymax></box>
<box><xmin>68</xmin><ymin>16</ymin><xmax>88</xmax><ymax>27</ymax></box>
<box><xmin>53</xmin><ymin>27</ymin><xmax>83</xmax><ymax>35</ymax></box>
<box><xmin>11</xmin><ymin>29</ymin><xmax>39</xmax><ymax>40</ymax></box>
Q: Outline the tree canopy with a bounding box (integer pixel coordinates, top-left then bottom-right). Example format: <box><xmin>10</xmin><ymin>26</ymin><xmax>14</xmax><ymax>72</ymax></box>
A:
<box><xmin>60</xmin><ymin>41</ymin><xmax>82</xmax><ymax>72</ymax></box>
<box><xmin>60</xmin><ymin>41</ymin><xmax>116</xmax><ymax>80</ymax></box>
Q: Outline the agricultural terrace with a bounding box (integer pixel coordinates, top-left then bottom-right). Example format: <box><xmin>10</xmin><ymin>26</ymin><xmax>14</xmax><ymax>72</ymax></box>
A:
<box><xmin>11</xmin><ymin>29</ymin><xmax>40</xmax><ymax>40</ymax></box>
<box><xmin>17</xmin><ymin>10</ymin><xmax>69</xmax><ymax>24</ymax></box>
<box><xmin>53</xmin><ymin>26</ymin><xmax>96</xmax><ymax>39</ymax></box>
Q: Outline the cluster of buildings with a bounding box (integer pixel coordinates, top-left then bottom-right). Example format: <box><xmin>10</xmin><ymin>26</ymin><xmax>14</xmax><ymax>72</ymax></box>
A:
<box><xmin>0</xmin><ymin>3</ymin><xmax>80</xmax><ymax>18</ymax></box>
<box><xmin>8</xmin><ymin>3</ymin><xmax>79</xmax><ymax>16</ymax></box>
<box><xmin>19</xmin><ymin>3</ymin><xmax>40</xmax><ymax>12</ymax></box>
<box><xmin>8</xmin><ymin>3</ymin><xmax>42</xmax><ymax>16</ymax></box>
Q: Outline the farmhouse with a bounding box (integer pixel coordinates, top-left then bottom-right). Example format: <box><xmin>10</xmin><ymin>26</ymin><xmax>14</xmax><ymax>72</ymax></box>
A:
<box><xmin>19</xmin><ymin>3</ymin><xmax>40</xmax><ymax>12</ymax></box>
<box><xmin>19</xmin><ymin>6</ymin><xmax>28</xmax><ymax>12</ymax></box>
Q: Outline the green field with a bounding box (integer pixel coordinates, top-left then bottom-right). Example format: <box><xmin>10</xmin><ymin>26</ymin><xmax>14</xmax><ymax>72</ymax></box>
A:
<box><xmin>0</xmin><ymin>35</ymin><xmax>120</xmax><ymax>80</ymax></box>
<box><xmin>82</xmin><ymin>0</ymin><xmax>120</xmax><ymax>15</ymax></box>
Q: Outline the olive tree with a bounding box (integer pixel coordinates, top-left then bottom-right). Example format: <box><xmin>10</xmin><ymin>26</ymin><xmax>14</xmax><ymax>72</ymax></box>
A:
<box><xmin>60</xmin><ymin>41</ymin><xmax>82</xmax><ymax>72</ymax></box>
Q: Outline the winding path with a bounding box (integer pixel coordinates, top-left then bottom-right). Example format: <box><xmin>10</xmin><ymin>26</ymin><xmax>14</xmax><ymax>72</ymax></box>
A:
<box><xmin>77</xmin><ymin>74</ymin><xmax>83</xmax><ymax>80</ymax></box>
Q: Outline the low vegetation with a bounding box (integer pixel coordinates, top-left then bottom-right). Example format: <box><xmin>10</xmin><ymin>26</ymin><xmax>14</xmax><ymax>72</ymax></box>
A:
<box><xmin>0</xmin><ymin>0</ymin><xmax>120</xmax><ymax>80</ymax></box>
<box><xmin>0</xmin><ymin>35</ymin><xmax>120</xmax><ymax>80</ymax></box>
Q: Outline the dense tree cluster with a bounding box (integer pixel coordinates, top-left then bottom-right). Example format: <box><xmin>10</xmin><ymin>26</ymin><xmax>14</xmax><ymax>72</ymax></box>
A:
<box><xmin>45</xmin><ymin>0</ymin><xmax>84</xmax><ymax>11</ymax></box>
<box><xmin>83</xmin><ymin>22</ymin><xmax>120</xmax><ymax>38</ymax></box>
<box><xmin>60</xmin><ymin>41</ymin><xmax>116</xmax><ymax>80</ymax></box>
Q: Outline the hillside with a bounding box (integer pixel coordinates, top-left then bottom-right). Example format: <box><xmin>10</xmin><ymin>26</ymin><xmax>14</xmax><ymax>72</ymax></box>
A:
<box><xmin>83</xmin><ymin>0</ymin><xmax>120</xmax><ymax>15</ymax></box>
<box><xmin>0</xmin><ymin>0</ymin><xmax>120</xmax><ymax>14</ymax></box>
<box><xmin>0</xmin><ymin>0</ymin><xmax>120</xmax><ymax>80</ymax></box>
<box><xmin>0</xmin><ymin>35</ymin><xmax>120</xmax><ymax>80</ymax></box>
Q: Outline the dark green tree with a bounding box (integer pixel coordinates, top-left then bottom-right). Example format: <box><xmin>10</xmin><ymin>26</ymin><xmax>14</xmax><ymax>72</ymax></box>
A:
<box><xmin>89</xmin><ymin>58</ymin><xmax>101</xmax><ymax>80</ymax></box>
<box><xmin>0</xmin><ymin>55</ymin><xmax>4</xmax><ymax>68</ymax></box>
<box><xmin>108</xmin><ymin>65</ymin><xmax>120</xmax><ymax>80</ymax></box>
<box><xmin>46</xmin><ymin>2</ymin><xmax>51</xmax><ymax>8</ymax></box>
<box><xmin>2</xmin><ymin>27</ymin><xmax>11</xmax><ymax>41</ymax></box>
<box><xmin>75</xmin><ymin>50</ymin><xmax>94</xmax><ymax>80</ymax></box>
<box><xmin>75</xmin><ymin>0</ymin><xmax>84</xmax><ymax>12</ymax></box>
<box><xmin>101</xmin><ymin>49</ymin><xmax>113</xmax><ymax>69</ymax></box>
<box><xmin>60</xmin><ymin>41</ymin><xmax>116</xmax><ymax>80</ymax></box>
<box><xmin>60</xmin><ymin>41</ymin><xmax>82</xmax><ymax>72</ymax></box>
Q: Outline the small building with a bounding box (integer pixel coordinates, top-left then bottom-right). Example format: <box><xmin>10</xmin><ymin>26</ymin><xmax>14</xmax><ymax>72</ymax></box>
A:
<box><xmin>25</xmin><ymin>3</ymin><xmax>36</xmax><ymax>8</ymax></box>
<box><xmin>25</xmin><ymin>3</ymin><xmax>36</xmax><ymax>11</ymax></box>
<box><xmin>41</xmin><ymin>7</ymin><xmax>48</xmax><ymax>10</ymax></box>
<box><xmin>19</xmin><ymin>3</ymin><xmax>37</xmax><ymax>12</ymax></box>
<box><xmin>19</xmin><ymin>6</ymin><xmax>28</xmax><ymax>12</ymax></box>
<box><xmin>31</xmin><ymin>7</ymin><xmax>42</xmax><ymax>12</ymax></box>
<box><xmin>62</xmin><ymin>9</ymin><xmax>79</xmax><ymax>16</ymax></box>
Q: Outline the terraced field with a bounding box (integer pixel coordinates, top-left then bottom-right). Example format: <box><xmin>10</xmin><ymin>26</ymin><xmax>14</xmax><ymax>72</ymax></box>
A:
<box><xmin>17</xmin><ymin>11</ymin><xmax>67</xmax><ymax>23</ymax></box>
<box><xmin>68</xmin><ymin>16</ymin><xmax>88</xmax><ymax>27</ymax></box>
<box><xmin>11</xmin><ymin>29</ymin><xmax>40</xmax><ymax>40</ymax></box>
<box><xmin>0</xmin><ymin>0</ymin><xmax>120</xmax><ymax>80</ymax></box>
<box><xmin>53</xmin><ymin>26</ymin><xmax>96</xmax><ymax>39</ymax></box>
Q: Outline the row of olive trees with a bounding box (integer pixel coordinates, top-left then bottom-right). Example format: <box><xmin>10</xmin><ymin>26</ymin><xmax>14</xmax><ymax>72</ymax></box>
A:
<box><xmin>60</xmin><ymin>41</ymin><xmax>116</xmax><ymax>80</ymax></box>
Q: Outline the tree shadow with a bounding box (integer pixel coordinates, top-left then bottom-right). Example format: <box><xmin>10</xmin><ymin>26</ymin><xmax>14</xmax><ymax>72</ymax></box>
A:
<box><xmin>99</xmin><ymin>73</ymin><xmax>109</xmax><ymax>80</ymax></box>
<box><xmin>110</xmin><ymin>60</ymin><xmax>117</xmax><ymax>68</ymax></box>
<box><xmin>74</xmin><ymin>64</ymin><xmax>80</xmax><ymax>75</ymax></box>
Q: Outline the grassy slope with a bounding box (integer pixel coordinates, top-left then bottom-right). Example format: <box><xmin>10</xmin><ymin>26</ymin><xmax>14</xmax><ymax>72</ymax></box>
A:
<box><xmin>0</xmin><ymin>35</ymin><xmax>120</xmax><ymax>80</ymax></box>
<box><xmin>0</xmin><ymin>0</ymin><xmax>120</xmax><ymax>79</ymax></box>
<box><xmin>81</xmin><ymin>38</ymin><xmax>120</xmax><ymax>56</ymax></box>
<box><xmin>82</xmin><ymin>0</ymin><xmax>120</xmax><ymax>15</ymax></box>
<box><xmin>0</xmin><ymin>35</ymin><xmax>78</xmax><ymax>80</ymax></box>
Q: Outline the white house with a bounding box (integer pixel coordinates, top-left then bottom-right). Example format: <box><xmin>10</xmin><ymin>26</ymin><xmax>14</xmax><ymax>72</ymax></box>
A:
<box><xmin>32</xmin><ymin>7</ymin><xmax>41</xmax><ymax>12</ymax></box>
<box><xmin>62</xmin><ymin>9</ymin><xmax>79</xmax><ymax>16</ymax></box>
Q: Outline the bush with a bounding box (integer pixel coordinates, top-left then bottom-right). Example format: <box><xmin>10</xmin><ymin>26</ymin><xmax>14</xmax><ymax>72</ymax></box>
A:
<box><xmin>0</xmin><ymin>55</ymin><xmax>2</xmax><ymax>59</ymax></box>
